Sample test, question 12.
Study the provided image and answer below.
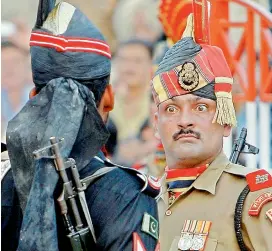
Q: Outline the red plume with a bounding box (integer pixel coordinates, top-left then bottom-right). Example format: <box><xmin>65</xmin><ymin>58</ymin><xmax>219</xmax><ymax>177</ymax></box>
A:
<box><xmin>158</xmin><ymin>0</ymin><xmax>193</xmax><ymax>43</ymax></box>
<box><xmin>158</xmin><ymin>0</ymin><xmax>211</xmax><ymax>44</ymax></box>
<box><xmin>192</xmin><ymin>0</ymin><xmax>211</xmax><ymax>44</ymax></box>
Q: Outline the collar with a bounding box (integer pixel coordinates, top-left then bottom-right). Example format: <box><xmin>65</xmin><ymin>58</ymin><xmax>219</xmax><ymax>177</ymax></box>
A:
<box><xmin>166</xmin><ymin>164</ymin><xmax>208</xmax><ymax>181</ymax></box>
<box><xmin>191</xmin><ymin>151</ymin><xmax>230</xmax><ymax>195</ymax></box>
<box><xmin>159</xmin><ymin>151</ymin><xmax>230</xmax><ymax>204</ymax></box>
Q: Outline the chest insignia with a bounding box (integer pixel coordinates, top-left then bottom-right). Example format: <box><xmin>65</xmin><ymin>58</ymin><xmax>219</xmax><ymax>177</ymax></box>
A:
<box><xmin>265</xmin><ymin>208</ymin><xmax>272</xmax><ymax>223</ymax></box>
<box><xmin>178</xmin><ymin>220</ymin><xmax>212</xmax><ymax>250</ymax></box>
<box><xmin>248</xmin><ymin>192</ymin><xmax>272</xmax><ymax>216</ymax></box>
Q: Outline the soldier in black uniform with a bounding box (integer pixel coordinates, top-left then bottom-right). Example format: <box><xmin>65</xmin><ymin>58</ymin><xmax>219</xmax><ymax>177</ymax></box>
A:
<box><xmin>1</xmin><ymin>1</ymin><xmax>160</xmax><ymax>251</ymax></box>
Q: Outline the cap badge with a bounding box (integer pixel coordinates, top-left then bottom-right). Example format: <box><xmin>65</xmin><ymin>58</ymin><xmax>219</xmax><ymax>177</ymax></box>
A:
<box><xmin>178</xmin><ymin>62</ymin><xmax>199</xmax><ymax>91</ymax></box>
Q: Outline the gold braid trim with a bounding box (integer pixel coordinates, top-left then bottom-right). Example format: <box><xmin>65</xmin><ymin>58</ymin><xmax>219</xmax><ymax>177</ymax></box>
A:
<box><xmin>212</xmin><ymin>91</ymin><xmax>237</xmax><ymax>127</ymax></box>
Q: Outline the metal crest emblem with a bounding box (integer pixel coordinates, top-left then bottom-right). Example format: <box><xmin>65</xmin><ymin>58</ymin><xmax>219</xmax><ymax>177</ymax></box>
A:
<box><xmin>178</xmin><ymin>233</ymin><xmax>194</xmax><ymax>250</ymax></box>
<box><xmin>191</xmin><ymin>235</ymin><xmax>205</xmax><ymax>250</ymax></box>
<box><xmin>178</xmin><ymin>62</ymin><xmax>199</xmax><ymax>91</ymax></box>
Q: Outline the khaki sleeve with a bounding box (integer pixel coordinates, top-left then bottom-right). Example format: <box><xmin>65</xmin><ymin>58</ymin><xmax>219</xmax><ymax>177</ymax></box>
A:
<box><xmin>242</xmin><ymin>187</ymin><xmax>272</xmax><ymax>251</ymax></box>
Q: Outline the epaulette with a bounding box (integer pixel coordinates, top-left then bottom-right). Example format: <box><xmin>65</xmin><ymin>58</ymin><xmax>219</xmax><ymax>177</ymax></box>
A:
<box><xmin>92</xmin><ymin>156</ymin><xmax>161</xmax><ymax>199</ymax></box>
<box><xmin>234</xmin><ymin>169</ymin><xmax>272</xmax><ymax>251</ymax></box>
<box><xmin>224</xmin><ymin>163</ymin><xmax>258</xmax><ymax>177</ymax></box>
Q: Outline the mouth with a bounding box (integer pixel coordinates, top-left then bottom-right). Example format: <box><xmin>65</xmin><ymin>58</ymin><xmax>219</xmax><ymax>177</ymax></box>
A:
<box><xmin>172</xmin><ymin>129</ymin><xmax>201</xmax><ymax>141</ymax></box>
<box><xmin>176</xmin><ymin>134</ymin><xmax>199</xmax><ymax>140</ymax></box>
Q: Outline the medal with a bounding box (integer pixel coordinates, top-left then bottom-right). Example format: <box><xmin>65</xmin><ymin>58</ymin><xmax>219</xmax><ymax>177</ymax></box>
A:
<box><xmin>178</xmin><ymin>220</ymin><xmax>212</xmax><ymax>251</ymax></box>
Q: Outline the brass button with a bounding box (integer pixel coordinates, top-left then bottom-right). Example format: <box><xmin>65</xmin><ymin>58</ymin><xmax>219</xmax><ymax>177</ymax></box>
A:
<box><xmin>165</xmin><ymin>210</ymin><xmax>172</xmax><ymax>216</ymax></box>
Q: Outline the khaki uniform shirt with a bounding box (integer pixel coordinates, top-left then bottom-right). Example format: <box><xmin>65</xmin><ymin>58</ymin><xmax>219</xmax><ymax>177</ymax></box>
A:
<box><xmin>158</xmin><ymin>152</ymin><xmax>272</xmax><ymax>251</ymax></box>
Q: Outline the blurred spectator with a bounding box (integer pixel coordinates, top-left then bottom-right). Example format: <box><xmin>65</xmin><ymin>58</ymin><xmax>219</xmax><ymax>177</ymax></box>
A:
<box><xmin>111</xmin><ymin>39</ymin><xmax>155</xmax><ymax>165</ymax></box>
<box><xmin>113</xmin><ymin>40</ymin><xmax>172</xmax><ymax>168</ymax></box>
<box><xmin>131</xmin><ymin>94</ymin><xmax>166</xmax><ymax>177</ymax></box>
<box><xmin>112</xmin><ymin>0</ymin><xmax>163</xmax><ymax>43</ymax></box>
<box><xmin>114</xmin><ymin>94</ymin><xmax>159</xmax><ymax>166</ymax></box>
<box><xmin>132</xmin><ymin>141</ymin><xmax>166</xmax><ymax>178</ymax></box>
<box><xmin>111</xmin><ymin>39</ymin><xmax>153</xmax><ymax>141</ymax></box>
<box><xmin>69</xmin><ymin>0</ymin><xmax>118</xmax><ymax>52</ymax></box>
<box><xmin>127</xmin><ymin>41</ymin><xmax>171</xmax><ymax>175</ymax></box>
<box><xmin>1</xmin><ymin>20</ymin><xmax>32</xmax><ymax>141</ymax></box>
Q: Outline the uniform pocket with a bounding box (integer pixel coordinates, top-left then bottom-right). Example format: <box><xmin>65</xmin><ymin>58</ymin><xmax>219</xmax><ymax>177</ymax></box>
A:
<box><xmin>169</xmin><ymin>236</ymin><xmax>218</xmax><ymax>251</ymax></box>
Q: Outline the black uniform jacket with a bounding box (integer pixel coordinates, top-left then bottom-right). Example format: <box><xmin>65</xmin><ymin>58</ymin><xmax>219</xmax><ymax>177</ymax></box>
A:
<box><xmin>1</xmin><ymin>151</ymin><xmax>160</xmax><ymax>251</ymax></box>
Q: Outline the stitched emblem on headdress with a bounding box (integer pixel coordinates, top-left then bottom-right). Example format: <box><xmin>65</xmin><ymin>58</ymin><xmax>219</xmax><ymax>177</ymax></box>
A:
<box><xmin>178</xmin><ymin>62</ymin><xmax>199</xmax><ymax>91</ymax></box>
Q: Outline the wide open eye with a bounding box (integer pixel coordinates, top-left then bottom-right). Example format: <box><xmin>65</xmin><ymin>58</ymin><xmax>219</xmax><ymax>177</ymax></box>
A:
<box><xmin>166</xmin><ymin>106</ymin><xmax>178</xmax><ymax>113</ymax></box>
<box><xmin>195</xmin><ymin>104</ymin><xmax>208</xmax><ymax>112</ymax></box>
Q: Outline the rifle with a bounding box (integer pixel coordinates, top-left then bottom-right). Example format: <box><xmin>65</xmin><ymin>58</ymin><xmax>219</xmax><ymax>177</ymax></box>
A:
<box><xmin>229</xmin><ymin>128</ymin><xmax>259</xmax><ymax>164</ymax></box>
<box><xmin>33</xmin><ymin>137</ymin><xmax>96</xmax><ymax>251</ymax></box>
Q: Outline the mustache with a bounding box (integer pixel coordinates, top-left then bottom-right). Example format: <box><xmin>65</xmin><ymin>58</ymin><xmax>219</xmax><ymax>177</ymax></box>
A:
<box><xmin>172</xmin><ymin>129</ymin><xmax>201</xmax><ymax>141</ymax></box>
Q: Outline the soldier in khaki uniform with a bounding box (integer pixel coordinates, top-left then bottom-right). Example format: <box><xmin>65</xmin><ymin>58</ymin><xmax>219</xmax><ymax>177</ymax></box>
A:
<box><xmin>151</xmin><ymin>14</ymin><xmax>272</xmax><ymax>251</ymax></box>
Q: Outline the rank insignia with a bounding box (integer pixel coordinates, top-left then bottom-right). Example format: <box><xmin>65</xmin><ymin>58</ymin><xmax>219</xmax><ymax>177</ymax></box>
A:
<box><xmin>246</xmin><ymin>169</ymin><xmax>272</xmax><ymax>192</ymax></box>
<box><xmin>178</xmin><ymin>220</ymin><xmax>212</xmax><ymax>250</ymax></box>
<box><xmin>133</xmin><ymin>232</ymin><xmax>146</xmax><ymax>251</ymax></box>
<box><xmin>265</xmin><ymin>209</ymin><xmax>272</xmax><ymax>223</ymax></box>
<box><xmin>248</xmin><ymin>192</ymin><xmax>272</xmax><ymax>216</ymax></box>
<box><xmin>178</xmin><ymin>62</ymin><xmax>199</xmax><ymax>91</ymax></box>
<box><xmin>141</xmin><ymin>213</ymin><xmax>159</xmax><ymax>240</ymax></box>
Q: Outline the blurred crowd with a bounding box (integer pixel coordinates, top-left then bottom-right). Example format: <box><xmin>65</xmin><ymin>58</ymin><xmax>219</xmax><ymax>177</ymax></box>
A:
<box><xmin>1</xmin><ymin>0</ymin><xmax>169</xmax><ymax>177</ymax></box>
<box><xmin>1</xmin><ymin>0</ymin><xmax>272</xmax><ymax>172</ymax></box>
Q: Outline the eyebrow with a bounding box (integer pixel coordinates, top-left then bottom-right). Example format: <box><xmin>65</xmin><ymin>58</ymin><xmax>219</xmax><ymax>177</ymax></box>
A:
<box><xmin>171</xmin><ymin>96</ymin><xmax>206</xmax><ymax>102</ymax></box>
<box><xmin>195</xmin><ymin>96</ymin><xmax>205</xmax><ymax>102</ymax></box>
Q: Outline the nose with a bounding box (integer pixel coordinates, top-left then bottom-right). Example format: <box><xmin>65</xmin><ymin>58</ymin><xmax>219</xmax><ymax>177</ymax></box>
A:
<box><xmin>177</xmin><ymin>108</ymin><xmax>195</xmax><ymax>129</ymax></box>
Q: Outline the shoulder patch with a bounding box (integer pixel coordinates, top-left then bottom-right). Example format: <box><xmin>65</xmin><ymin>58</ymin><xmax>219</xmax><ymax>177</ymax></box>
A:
<box><xmin>141</xmin><ymin>212</ymin><xmax>159</xmax><ymax>240</ymax></box>
<box><xmin>248</xmin><ymin>192</ymin><xmax>272</xmax><ymax>216</ymax></box>
<box><xmin>246</xmin><ymin>169</ymin><xmax>272</xmax><ymax>192</ymax></box>
<box><xmin>265</xmin><ymin>209</ymin><xmax>272</xmax><ymax>223</ymax></box>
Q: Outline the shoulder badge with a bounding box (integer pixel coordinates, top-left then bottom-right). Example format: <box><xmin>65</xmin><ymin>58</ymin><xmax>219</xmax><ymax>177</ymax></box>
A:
<box><xmin>265</xmin><ymin>209</ymin><xmax>272</xmax><ymax>223</ymax></box>
<box><xmin>248</xmin><ymin>192</ymin><xmax>272</xmax><ymax>216</ymax></box>
<box><xmin>141</xmin><ymin>213</ymin><xmax>159</xmax><ymax>240</ymax></box>
<box><xmin>246</xmin><ymin>169</ymin><xmax>272</xmax><ymax>192</ymax></box>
